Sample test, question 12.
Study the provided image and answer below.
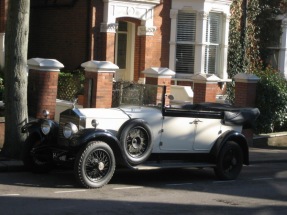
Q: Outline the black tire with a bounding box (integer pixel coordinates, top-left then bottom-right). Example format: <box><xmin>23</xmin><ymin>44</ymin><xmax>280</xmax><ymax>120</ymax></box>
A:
<box><xmin>119</xmin><ymin>120</ymin><xmax>152</xmax><ymax>165</ymax></box>
<box><xmin>22</xmin><ymin>133</ymin><xmax>54</xmax><ymax>173</ymax></box>
<box><xmin>214</xmin><ymin>141</ymin><xmax>243</xmax><ymax>180</ymax></box>
<box><xmin>74</xmin><ymin>141</ymin><xmax>116</xmax><ymax>189</ymax></box>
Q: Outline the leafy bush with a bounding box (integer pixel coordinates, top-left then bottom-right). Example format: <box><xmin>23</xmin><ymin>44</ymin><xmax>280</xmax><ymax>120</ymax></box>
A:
<box><xmin>57</xmin><ymin>70</ymin><xmax>85</xmax><ymax>101</ymax></box>
<box><xmin>254</xmin><ymin>67</ymin><xmax>287</xmax><ymax>133</ymax></box>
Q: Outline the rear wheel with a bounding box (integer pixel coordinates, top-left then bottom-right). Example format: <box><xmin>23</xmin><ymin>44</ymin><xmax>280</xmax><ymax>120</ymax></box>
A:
<box><xmin>214</xmin><ymin>141</ymin><xmax>243</xmax><ymax>180</ymax></box>
<box><xmin>22</xmin><ymin>133</ymin><xmax>54</xmax><ymax>173</ymax></box>
<box><xmin>74</xmin><ymin>141</ymin><xmax>116</xmax><ymax>188</ymax></box>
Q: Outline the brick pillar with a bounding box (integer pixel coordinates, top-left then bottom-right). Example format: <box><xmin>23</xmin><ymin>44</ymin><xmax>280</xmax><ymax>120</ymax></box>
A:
<box><xmin>27</xmin><ymin>58</ymin><xmax>64</xmax><ymax>119</ymax></box>
<box><xmin>81</xmin><ymin>60</ymin><xmax>119</xmax><ymax>108</ymax></box>
<box><xmin>234</xmin><ymin>73</ymin><xmax>260</xmax><ymax>146</ymax></box>
<box><xmin>192</xmin><ymin>74</ymin><xmax>221</xmax><ymax>104</ymax></box>
<box><xmin>142</xmin><ymin>67</ymin><xmax>175</xmax><ymax>106</ymax></box>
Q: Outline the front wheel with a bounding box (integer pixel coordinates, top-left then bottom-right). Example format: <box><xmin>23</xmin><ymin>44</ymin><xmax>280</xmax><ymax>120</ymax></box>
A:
<box><xmin>74</xmin><ymin>141</ymin><xmax>116</xmax><ymax>188</ymax></box>
<box><xmin>214</xmin><ymin>141</ymin><xmax>243</xmax><ymax>180</ymax></box>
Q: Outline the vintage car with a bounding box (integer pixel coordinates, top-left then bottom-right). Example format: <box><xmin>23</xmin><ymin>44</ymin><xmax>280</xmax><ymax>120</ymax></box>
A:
<box><xmin>21</xmin><ymin>84</ymin><xmax>259</xmax><ymax>188</ymax></box>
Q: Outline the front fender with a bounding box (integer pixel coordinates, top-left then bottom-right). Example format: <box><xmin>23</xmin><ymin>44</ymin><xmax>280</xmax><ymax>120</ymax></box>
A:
<box><xmin>210</xmin><ymin>130</ymin><xmax>249</xmax><ymax>165</ymax></box>
<box><xmin>70</xmin><ymin>129</ymin><xmax>118</xmax><ymax>147</ymax></box>
<box><xmin>70</xmin><ymin>129</ymin><xmax>131</xmax><ymax>167</ymax></box>
<box><xmin>22</xmin><ymin>119</ymin><xmax>59</xmax><ymax>141</ymax></box>
<box><xmin>21</xmin><ymin>120</ymin><xmax>41</xmax><ymax>134</ymax></box>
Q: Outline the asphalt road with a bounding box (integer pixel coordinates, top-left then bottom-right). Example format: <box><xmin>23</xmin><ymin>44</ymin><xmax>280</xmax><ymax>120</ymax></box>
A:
<box><xmin>0</xmin><ymin>162</ymin><xmax>286</xmax><ymax>215</ymax></box>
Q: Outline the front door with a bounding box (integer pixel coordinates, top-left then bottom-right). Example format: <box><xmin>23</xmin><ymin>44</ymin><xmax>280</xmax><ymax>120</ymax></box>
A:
<box><xmin>115</xmin><ymin>21</ymin><xmax>135</xmax><ymax>81</ymax></box>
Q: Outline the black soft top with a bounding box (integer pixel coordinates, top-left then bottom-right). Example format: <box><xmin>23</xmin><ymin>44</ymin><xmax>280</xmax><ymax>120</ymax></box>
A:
<box><xmin>181</xmin><ymin>102</ymin><xmax>260</xmax><ymax>128</ymax></box>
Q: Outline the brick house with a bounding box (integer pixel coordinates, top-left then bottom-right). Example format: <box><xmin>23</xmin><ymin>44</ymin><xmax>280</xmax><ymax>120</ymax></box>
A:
<box><xmin>0</xmin><ymin>0</ymin><xmax>263</xmax><ymax>146</ymax></box>
<box><xmin>1</xmin><ymin>0</ymin><xmax>231</xmax><ymax>87</ymax></box>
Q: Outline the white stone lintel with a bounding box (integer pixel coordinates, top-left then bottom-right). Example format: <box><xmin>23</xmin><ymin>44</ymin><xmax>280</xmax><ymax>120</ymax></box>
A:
<box><xmin>137</xmin><ymin>26</ymin><xmax>157</xmax><ymax>36</ymax></box>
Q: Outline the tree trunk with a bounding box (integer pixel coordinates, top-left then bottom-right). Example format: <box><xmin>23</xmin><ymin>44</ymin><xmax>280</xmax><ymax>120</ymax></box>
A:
<box><xmin>1</xmin><ymin>0</ymin><xmax>30</xmax><ymax>158</ymax></box>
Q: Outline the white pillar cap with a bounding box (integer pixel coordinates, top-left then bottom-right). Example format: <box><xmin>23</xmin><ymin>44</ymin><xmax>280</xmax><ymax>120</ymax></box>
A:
<box><xmin>81</xmin><ymin>60</ymin><xmax>119</xmax><ymax>73</ymax></box>
<box><xmin>192</xmin><ymin>74</ymin><xmax>221</xmax><ymax>83</ymax></box>
<box><xmin>27</xmin><ymin>58</ymin><xmax>64</xmax><ymax>71</ymax></box>
<box><xmin>142</xmin><ymin>67</ymin><xmax>175</xmax><ymax>78</ymax></box>
<box><xmin>234</xmin><ymin>73</ymin><xmax>260</xmax><ymax>83</ymax></box>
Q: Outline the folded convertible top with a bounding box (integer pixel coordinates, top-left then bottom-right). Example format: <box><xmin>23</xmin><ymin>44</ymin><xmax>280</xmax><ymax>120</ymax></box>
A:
<box><xmin>181</xmin><ymin>102</ymin><xmax>260</xmax><ymax>128</ymax></box>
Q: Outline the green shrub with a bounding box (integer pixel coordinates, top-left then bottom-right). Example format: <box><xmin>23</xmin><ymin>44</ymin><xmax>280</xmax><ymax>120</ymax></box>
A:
<box><xmin>254</xmin><ymin>67</ymin><xmax>287</xmax><ymax>133</ymax></box>
<box><xmin>57</xmin><ymin>70</ymin><xmax>85</xmax><ymax>101</ymax></box>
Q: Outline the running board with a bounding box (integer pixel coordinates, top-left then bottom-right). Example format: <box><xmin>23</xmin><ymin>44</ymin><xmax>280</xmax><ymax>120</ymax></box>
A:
<box><xmin>134</xmin><ymin>162</ymin><xmax>216</xmax><ymax>170</ymax></box>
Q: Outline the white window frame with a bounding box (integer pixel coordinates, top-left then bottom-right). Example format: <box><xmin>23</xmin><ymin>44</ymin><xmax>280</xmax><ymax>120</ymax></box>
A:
<box><xmin>204</xmin><ymin>12</ymin><xmax>222</xmax><ymax>74</ymax></box>
<box><xmin>175</xmin><ymin>11</ymin><xmax>197</xmax><ymax>74</ymax></box>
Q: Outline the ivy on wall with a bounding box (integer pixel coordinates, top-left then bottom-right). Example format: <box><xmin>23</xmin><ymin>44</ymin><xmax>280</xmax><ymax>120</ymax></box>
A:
<box><xmin>227</xmin><ymin>0</ymin><xmax>285</xmax><ymax>102</ymax></box>
<box><xmin>228</xmin><ymin>0</ymin><xmax>287</xmax><ymax>75</ymax></box>
<box><xmin>228</xmin><ymin>0</ymin><xmax>287</xmax><ymax>133</ymax></box>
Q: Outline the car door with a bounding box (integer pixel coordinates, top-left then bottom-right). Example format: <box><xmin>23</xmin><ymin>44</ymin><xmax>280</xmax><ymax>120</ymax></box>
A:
<box><xmin>192</xmin><ymin>118</ymin><xmax>222</xmax><ymax>151</ymax></box>
<box><xmin>159</xmin><ymin>109</ymin><xmax>222</xmax><ymax>152</ymax></box>
<box><xmin>159</xmin><ymin>115</ymin><xmax>196</xmax><ymax>151</ymax></box>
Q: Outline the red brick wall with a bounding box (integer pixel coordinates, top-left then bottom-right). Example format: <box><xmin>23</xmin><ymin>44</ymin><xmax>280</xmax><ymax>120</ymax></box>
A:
<box><xmin>193</xmin><ymin>83</ymin><xmax>218</xmax><ymax>104</ymax></box>
<box><xmin>28</xmin><ymin>70</ymin><xmax>59</xmax><ymax>119</ymax></box>
<box><xmin>235</xmin><ymin>82</ymin><xmax>257</xmax><ymax>107</ymax></box>
<box><xmin>29</xmin><ymin>0</ymin><xmax>91</xmax><ymax>69</ymax></box>
<box><xmin>28</xmin><ymin>0</ymin><xmax>172</xmax><ymax>76</ymax></box>
<box><xmin>84</xmin><ymin>71</ymin><xmax>113</xmax><ymax>108</ymax></box>
<box><xmin>143</xmin><ymin>2</ymin><xmax>171</xmax><ymax>71</ymax></box>
<box><xmin>0</xmin><ymin>0</ymin><xmax>7</xmax><ymax>32</ymax></box>
<box><xmin>104</xmin><ymin>33</ymin><xmax>115</xmax><ymax>62</ymax></box>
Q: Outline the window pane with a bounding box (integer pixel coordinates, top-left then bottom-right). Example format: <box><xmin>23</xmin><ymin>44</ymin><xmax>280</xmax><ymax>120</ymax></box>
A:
<box><xmin>205</xmin><ymin>12</ymin><xmax>221</xmax><ymax>74</ymax></box>
<box><xmin>176</xmin><ymin>11</ymin><xmax>196</xmax><ymax>74</ymax></box>
<box><xmin>118</xmin><ymin>21</ymin><xmax>127</xmax><ymax>32</ymax></box>
<box><xmin>176</xmin><ymin>44</ymin><xmax>195</xmax><ymax>74</ymax></box>
<box><xmin>177</xmin><ymin>12</ymin><xmax>196</xmax><ymax>42</ymax></box>
<box><xmin>117</xmin><ymin>33</ymin><xmax>127</xmax><ymax>69</ymax></box>
<box><xmin>206</xmin><ymin>13</ymin><xmax>220</xmax><ymax>43</ymax></box>
<box><xmin>204</xmin><ymin>45</ymin><xmax>218</xmax><ymax>74</ymax></box>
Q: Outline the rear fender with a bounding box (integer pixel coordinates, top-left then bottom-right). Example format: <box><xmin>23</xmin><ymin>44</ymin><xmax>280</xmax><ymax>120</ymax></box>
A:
<box><xmin>71</xmin><ymin>129</ymin><xmax>132</xmax><ymax>168</ymax></box>
<box><xmin>210</xmin><ymin>130</ymin><xmax>249</xmax><ymax>165</ymax></box>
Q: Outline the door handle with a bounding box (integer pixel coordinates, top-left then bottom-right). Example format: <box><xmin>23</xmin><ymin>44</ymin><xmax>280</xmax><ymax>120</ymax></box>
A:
<box><xmin>190</xmin><ymin>119</ymin><xmax>202</xmax><ymax>125</ymax></box>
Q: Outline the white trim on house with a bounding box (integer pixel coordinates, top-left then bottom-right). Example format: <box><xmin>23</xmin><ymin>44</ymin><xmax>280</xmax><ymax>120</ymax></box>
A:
<box><xmin>169</xmin><ymin>0</ymin><xmax>231</xmax><ymax>80</ymax></box>
<box><xmin>278</xmin><ymin>17</ymin><xmax>287</xmax><ymax>79</ymax></box>
<box><xmin>0</xmin><ymin>33</ymin><xmax>4</xmax><ymax>68</ymax></box>
<box><xmin>101</xmin><ymin>0</ymin><xmax>159</xmax><ymax>35</ymax></box>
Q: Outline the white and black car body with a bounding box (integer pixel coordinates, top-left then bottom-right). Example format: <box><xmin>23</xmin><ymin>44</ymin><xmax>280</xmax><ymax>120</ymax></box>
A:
<box><xmin>22</xmin><ymin>85</ymin><xmax>260</xmax><ymax>188</ymax></box>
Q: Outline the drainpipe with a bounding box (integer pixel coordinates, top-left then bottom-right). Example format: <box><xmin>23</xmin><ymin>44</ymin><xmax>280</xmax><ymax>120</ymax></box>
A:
<box><xmin>86</xmin><ymin>0</ymin><xmax>92</xmax><ymax>61</ymax></box>
<box><xmin>242</xmin><ymin>0</ymin><xmax>248</xmax><ymax>72</ymax></box>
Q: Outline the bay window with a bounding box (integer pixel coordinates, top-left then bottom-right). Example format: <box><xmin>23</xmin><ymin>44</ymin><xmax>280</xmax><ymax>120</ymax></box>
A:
<box><xmin>205</xmin><ymin>12</ymin><xmax>222</xmax><ymax>74</ymax></box>
<box><xmin>176</xmin><ymin>11</ymin><xmax>196</xmax><ymax>74</ymax></box>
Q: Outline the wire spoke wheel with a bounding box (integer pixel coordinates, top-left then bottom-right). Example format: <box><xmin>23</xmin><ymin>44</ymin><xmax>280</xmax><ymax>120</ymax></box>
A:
<box><xmin>119</xmin><ymin>119</ymin><xmax>153</xmax><ymax>165</ymax></box>
<box><xmin>85</xmin><ymin>149</ymin><xmax>112</xmax><ymax>182</ymax></box>
<box><xmin>126</xmin><ymin>127</ymin><xmax>149</xmax><ymax>158</ymax></box>
<box><xmin>74</xmin><ymin>141</ymin><xmax>116</xmax><ymax>188</ymax></box>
